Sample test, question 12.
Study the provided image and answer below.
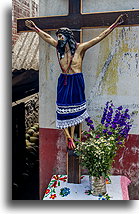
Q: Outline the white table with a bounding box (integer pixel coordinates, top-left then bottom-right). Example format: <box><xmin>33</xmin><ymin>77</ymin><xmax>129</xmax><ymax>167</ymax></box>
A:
<box><xmin>43</xmin><ymin>175</ymin><xmax>131</xmax><ymax>200</ymax></box>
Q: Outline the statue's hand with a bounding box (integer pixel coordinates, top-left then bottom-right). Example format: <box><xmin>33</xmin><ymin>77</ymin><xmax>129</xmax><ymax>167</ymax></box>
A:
<box><xmin>25</xmin><ymin>20</ymin><xmax>37</xmax><ymax>31</ymax></box>
<box><xmin>115</xmin><ymin>14</ymin><xmax>128</xmax><ymax>25</ymax></box>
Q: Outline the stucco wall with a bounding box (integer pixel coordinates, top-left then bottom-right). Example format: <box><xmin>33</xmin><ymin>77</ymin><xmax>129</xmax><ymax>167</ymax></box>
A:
<box><xmin>82</xmin><ymin>0</ymin><xmax>139</xmax><ymax>13</ymax></box>
<box><xmin>82</xmin><ymin>26</ymin><xmax>139</xmax><ymax>135</ymax></box>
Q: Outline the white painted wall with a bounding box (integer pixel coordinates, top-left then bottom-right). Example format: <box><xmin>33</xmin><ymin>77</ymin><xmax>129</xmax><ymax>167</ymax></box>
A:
<box><xmin>82</xmin><ymin>27</ymin><xmax>139</xmax><ymax>134</ymax></box>
<box><xmin>39</xmin><ymin>31</ymin><xmax>59</xmax><ymax>128</ymax></box>
<box><xmin>39</xmin><ymin>0</ymin><xmax>68</xmax><ymax>16</ymax></box>
<box><xmin>39</xmin><ymin>0</ymin><xmax>139</xmax><ymax>134</ymax></box>
<box><xmin>82</xmin><ymin>0</ymin><xmax>139</xmax><ymax>13</ymax></box>
<box><xmin>39</xmin><ymin>0</ymin><xmax>67</xmax><ymax>128</ymax></box>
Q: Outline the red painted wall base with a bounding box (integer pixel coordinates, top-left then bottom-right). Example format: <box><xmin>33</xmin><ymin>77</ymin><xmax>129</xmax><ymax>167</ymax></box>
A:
<box><xmin>39</xmin><ymin>128</ymin><xmax>67</xmax><ymax>199</ymax></box>
<box><xmin>112</xmin><ymin>134</ymin><xmax>139</xmax><ymax>199</ymax></box>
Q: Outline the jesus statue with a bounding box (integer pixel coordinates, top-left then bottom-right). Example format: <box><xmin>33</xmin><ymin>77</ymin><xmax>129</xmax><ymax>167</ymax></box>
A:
<box><xmin>25</xmin><ymin>14</ymin><xmax>127</xmax><ymax>150</ymax></box>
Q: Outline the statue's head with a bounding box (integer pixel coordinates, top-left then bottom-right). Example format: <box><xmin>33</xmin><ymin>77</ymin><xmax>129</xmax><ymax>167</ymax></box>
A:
<box><xmin>56</xmin><ymin>28</ymin><xmax>77</xmax><ymax>59</ymax></box>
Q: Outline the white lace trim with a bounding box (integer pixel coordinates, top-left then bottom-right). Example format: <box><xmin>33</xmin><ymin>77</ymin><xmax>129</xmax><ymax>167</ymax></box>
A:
<box><xmin>56</xmin><ymin>110</ymin><xmax>89</xmax><ymax>129</ymax></box>
<box><xmin>56</xmin><ymin>103</ymin><xmax>87</xmax><ymax>114</ymax></box>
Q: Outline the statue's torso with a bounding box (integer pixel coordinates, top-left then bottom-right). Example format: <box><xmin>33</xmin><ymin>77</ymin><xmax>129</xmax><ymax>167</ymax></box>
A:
<box><xmin>59</xmin><ymin>44</ymin><xmax>84</xmax><ymax>74</ymax></box>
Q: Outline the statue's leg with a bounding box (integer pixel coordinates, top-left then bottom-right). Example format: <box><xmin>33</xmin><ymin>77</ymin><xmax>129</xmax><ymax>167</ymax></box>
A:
<box><xmin>70</xmin><ymin>125</ymin><xmax>75</xmax><ymax>139</ymax></box>
<box><xmin>70</xmin><ymin>125</ymin><xmax>76</xmax><ymax>149</ymax></box>
<box><xmin>64</xmin><ymin>127</ymin><xmax>71</xmax><ymax>139</ymax></box>
<box><xmin>64</xmin><ymin>127</ymin><xmax>76</xmax><ymax>150</ymax></box>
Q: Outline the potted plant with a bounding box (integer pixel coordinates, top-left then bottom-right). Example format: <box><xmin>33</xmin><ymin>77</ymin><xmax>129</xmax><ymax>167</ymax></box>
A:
<box><xmin>75</xmin><ymin>101</ymin><xmax>136</xmax><ymax>196</ymax></box>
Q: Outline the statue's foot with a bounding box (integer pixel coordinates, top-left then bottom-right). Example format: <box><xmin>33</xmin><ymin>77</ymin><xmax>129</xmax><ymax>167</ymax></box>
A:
<box><xmin>67</xmin><ymin>138</ymin><xmax>76</xmax><ymax>150</ymax></box>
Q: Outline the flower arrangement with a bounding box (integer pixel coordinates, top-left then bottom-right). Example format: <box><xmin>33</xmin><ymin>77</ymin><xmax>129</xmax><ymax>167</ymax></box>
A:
<box><xmin>75</xmin><ymin>101</ymin><xmax>136</xmax><ymax>178</ymax></box>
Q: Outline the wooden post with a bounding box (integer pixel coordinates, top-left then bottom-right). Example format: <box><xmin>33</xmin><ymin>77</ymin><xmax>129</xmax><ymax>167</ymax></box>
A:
<box><xmin>67</xmin><ymin>124</ymin><xmax>82</xmax><ymax>183</ymax></box>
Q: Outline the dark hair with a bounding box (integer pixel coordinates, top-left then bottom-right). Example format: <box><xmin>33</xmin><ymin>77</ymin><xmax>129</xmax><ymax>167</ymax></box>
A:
<box><xmin>56</xmin><ymin>28</ymin><xmax>77</xmax><ymax>58</ymax></box>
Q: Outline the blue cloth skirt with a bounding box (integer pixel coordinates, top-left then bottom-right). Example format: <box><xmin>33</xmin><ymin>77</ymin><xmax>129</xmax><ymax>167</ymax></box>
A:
<box><xmin>56</xmin><ymin>73</ymin><xmax>89</xmax><ymax>129</ymax></box>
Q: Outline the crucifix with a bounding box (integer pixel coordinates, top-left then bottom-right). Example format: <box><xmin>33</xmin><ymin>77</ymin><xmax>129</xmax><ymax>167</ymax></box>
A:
<box><xmin>17</xmin><ymin>0</ymin><xmax>139</xmax><ymax>184</ymax></box>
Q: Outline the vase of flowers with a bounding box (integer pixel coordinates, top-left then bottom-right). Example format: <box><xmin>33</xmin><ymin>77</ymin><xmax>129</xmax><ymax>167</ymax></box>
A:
<box><xmin>89</xmin><ymin>175</ymin><xmax>106</xmax><ymax>196</ymax></box>
<box><xmin>75</xmin><ymin>101</ymin><xmax>136</xmax><ymax>196</ymax></box>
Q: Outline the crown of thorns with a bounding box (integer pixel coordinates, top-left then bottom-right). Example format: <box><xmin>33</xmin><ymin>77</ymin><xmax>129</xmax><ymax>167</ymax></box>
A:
<box><xmin>56</xmin><ymin>28</ymin><xmax>74</xmax><ymax>38</ymax></box>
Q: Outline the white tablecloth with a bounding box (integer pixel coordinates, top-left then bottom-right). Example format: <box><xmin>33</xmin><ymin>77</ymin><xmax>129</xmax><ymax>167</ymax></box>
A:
<box><xmin>43</xmin><ymin>175</ymin><xmax>131</xmax><ymax>200</ymax></box>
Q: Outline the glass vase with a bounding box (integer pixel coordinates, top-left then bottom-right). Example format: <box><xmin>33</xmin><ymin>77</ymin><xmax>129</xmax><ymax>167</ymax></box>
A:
<box><xmin>89</xmin><ymin>175</ymin><xmax>106</xmax><ymax>196</ymax></box>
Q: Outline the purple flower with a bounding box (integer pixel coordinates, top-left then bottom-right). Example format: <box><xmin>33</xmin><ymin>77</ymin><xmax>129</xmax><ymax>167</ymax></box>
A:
<box><xmin>113</xmin><ymin>119</ymin><xmax>118</xmax><ymax>124</ymax></box>
<box><xmin>119</xmin><ymin>124</ymin><xmax>132</xmax><ymax>137</ymax></box>
<box><xmin>117</xmin><ymin>106</ymin><xmax>123</xmax><ymax>110</ymax></box>
<box><xmin>101</xmin><ymin>102</ymin><xmax>110</xmax><ymax>124</ymax></box>
<box><xmin>101</xmin><ymin>112</ymin><xmax>107</xmax><ymax>124</ymax></box>
<box><xmin>88</xmin><ymin>119</ymin><xmax>93</xmax><ymax>124</ymax></box>
<box><xmin>96</xmin><ymin>135</ymin><xmax>100</xmax><ymax>138</ymax></box>
<box><xmin>85</xmin><ymin>117</ymin><xmax>90</xmax><ymax>122</ymax></box>
<box><xmin>117</xmin><ymin>142</ymin><xmax>123</xmax><ymax>144</ymax></box>
<box><xmin>124</xmin><ymin>112</ymin><xmax>130</xmax><ymax>119</ymax></box>
<box><xmin>111</xmin><ymin>124</ymin><xmax>117</xmax><ymax>129</ymax></box>
<box><xmin>105</xmin><ymin>109</ymin><xmax>113</xmax><ymax>123</ymax></box>
<box><xmin>103</xmin><ymin>129</ymin><xmax>108</xmax><ymax>133</ymax></box>
<box><xmin>85</xmin><ymin>117</ymin><xmax>93</xmax><ymax>124</ymax></box>
<box><xmin>84</xmin><ymin>103</ymin><xmax>132</xmax><ymax>144</ymax></box>
<box><xmin>90</xmin><ymin>124</ymin><xmax>94</xmax><ymax>129</ymax></box>
<box><xmin>106</xmin><ymin>119</ymin><xmax>111</xmax><ymax>123</ymax></box>
<box><xmin>86</xmin><ymin>134</ymin><xmax>91</xmax><ymax>138</ymax></box>
<box><xmin>85</xmin><ymin>117</ymin><xmax>94</xmax><ymax>130</ymax></box>
<box><xmin>107</xmin><ymin>131</ymin><xmax>112</xmax><ymax>135</ymax></box>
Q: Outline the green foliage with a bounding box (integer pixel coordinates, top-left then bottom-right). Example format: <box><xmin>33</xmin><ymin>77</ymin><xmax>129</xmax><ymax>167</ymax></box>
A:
<box><xmin>75</xmin><ymin>133</ymin><xmax>123</xmax><ymax>177</ymax></box>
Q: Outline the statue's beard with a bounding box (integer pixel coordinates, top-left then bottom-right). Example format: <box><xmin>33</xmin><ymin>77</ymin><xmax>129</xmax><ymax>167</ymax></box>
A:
<box><xmin>57</xmin><ymin>39</ymin><xmax>67</xmax><ymax>59</ymax></box>
<box><xmin>57</xmin><ymin>37</ymin><xmax>77</xmax><ymax>59</ymax></box>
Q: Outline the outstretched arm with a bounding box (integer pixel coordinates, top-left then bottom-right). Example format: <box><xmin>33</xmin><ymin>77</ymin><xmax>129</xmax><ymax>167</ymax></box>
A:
<box><xmin>80</xmin><ymin>14</ymin><xmax>128</xmax><ymax>52</ymax></box>
<box><xmin>25</xmin><ymin>20</ymin><xmax>57</xmax><ymax>47</ymax></box>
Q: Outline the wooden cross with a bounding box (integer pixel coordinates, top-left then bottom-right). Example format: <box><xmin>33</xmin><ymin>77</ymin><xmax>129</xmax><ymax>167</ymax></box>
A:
<box><xmin>17</xmin><ymin>0</ymin><xmax>139</xmax><ymax>184</ymax></box>
<box><xmin>17</xmin><ymin>0</ymin><xmax>139</xmax><ymax>35</ymax></box>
